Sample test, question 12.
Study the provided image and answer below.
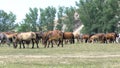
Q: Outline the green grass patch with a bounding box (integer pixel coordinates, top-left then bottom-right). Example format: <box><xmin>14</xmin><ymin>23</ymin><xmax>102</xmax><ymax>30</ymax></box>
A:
<box><xmin>0</xmin><ymin>43</ymin><xmax>120</xmax><ymax>68</ymax></box>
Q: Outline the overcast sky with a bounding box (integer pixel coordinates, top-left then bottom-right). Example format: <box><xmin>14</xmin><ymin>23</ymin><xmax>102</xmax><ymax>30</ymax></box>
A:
<box><xmin>0</xmin><ymin>0</ymin><xmax>79</xmax><ymax>22</ymax></box>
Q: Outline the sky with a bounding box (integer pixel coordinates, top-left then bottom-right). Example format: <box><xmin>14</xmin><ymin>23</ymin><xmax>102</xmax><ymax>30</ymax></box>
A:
<box><xmin>0</xmin><ymin>0</ymin><xmax>79</xmax><ymax>22</ymax></box>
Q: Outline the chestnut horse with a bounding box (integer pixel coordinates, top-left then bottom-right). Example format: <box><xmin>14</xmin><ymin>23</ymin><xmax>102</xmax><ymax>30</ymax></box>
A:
<box><xmin>89</xmin><ymin>33</ymin><xmax>106</xmax><ymax>43</ymax></box>
<box><xmin>105</xmin><ymin>32</ymin><xmax>118</xmax><ymax>43</ymax></box>
<box><xmin>43</xmin><ymin>30</ymin><xmax>64</xmax><ymax>48</ymax></box>
<box><xmin>63</xmin><ymin>32</ymin><xmax>74</xmax><ymax>44</ymax></box>
<box><xmin>13</xmin><ymin>32</ymin><xmax>39</xmax><ymax>48</ymax></box>
<box><xmin>80</xmin><ymin>34</ymin><xmax>95</xmax><ymax>43</ymax></box>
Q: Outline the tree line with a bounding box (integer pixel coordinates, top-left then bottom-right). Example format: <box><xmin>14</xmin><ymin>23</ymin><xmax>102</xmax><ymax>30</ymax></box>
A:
<box><xmin>0</xmin><ymin>0</ymin><xmax>120</xmax><ymax>33</ymax></box>
<box><xmin>77</xmin><ymin>0</ymin><xmax>120</xmax><ymax>33</ymax></box>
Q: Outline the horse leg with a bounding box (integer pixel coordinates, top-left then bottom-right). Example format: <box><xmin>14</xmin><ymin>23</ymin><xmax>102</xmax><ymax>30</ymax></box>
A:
<box><xmin>57</xmin><ymin>40</ymin><xmax>60</xmax><ymax>47</ymax></box>
<box><xmin>22</xmin><ymin>41</ymin><xmax>25</xmax><ymax>48</ymax></box>
<box><xmin>35</xmin><ymin>40</ymin><xmax>39</xmax><ymax>48</ymax></box>
<box><xmin>47</xmin><ymin>41</ymin><xmax>50</xmax><ymax>48</ymax></box>
<box><xmin>44</xmin><ymin>43</ymin><xmax>47</xmax><ymax>48</ymax></box>
<box><xmin>92</xmin><ymin>39</ymin><xmax>94</xmax><ymax>43</ymax></box>
<box><xmin>19</xmin><ymin>41</ymin><xmax>22</xmax><ymax>49</ymax></box>
<box><xmin>85</xmin><ymin>39</ymin><xmax>87</xmax><ymax>43</ymax></box>
<box><xmin>61</xmin><ymin>38</ymin><xmax>63</xmax><ymax>47</ymax></box>
<box><xmin>58</xmin><ymin>38</ymin><xmax>63</xmax><ymax>47</ymax></box>
<box><xmin>6</xmin><ymin>38</ymin><xmax>10</xmax><ymax>47</ymax></box>
<box><xmin>72</xmin><ymin>35</ymin><xmax>75</xmax><ymax>44</ymax></box>
<box><xmin>58</xmin><ymin>40</ymin><xmax>61</xmax><ymax>47</ymax></box>
<box><xmin>32</xmin><ymin>39</ymin><xmax>34</xmax><ymax>48</ymax></box>
<box><xmin>51</xmin><ymin>41</ymin><xmax>53</xmax><ymax>48</ymax></box>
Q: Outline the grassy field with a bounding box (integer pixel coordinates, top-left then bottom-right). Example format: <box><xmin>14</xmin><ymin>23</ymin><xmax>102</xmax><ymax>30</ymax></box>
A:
<box><xmin>0</xmin><ymin>43</ymin><xmax>120</xmax><ymax>68</ymax></box>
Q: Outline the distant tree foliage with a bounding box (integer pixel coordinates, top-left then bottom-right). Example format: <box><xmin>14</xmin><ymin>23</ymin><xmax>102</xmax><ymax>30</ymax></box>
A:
<box><xmin>39</xmin><ymin>6</ymin><xmax>56</xmax><ymax>31</ymax></box>
<box><xmin>1</xmin><ymin>0</ymin><xmax>119</xmax><ymax>33</ymax></box>
<box><xmin>56</xmin><ymin>6</ymin><xmax>76</xmax><ymax>32</ymax></box>
<box><xmin>56</xmin><ymin>6</ymin><xmax>65</xmax><ymax>30</ymax></box>
<box><xmin>64</xmin><ymin>7</ymin><xmax>76</xmax><ymax>32</ymax></box>
<box><xmin>17</xmin><ymin>8</ymin><xmax>38</xmax><ymax>32</ymax></box>
<box><xmin>76</xmin><ymin>0</ymin><xmax>120</xmax><ymax>34</ymax></box>
<box><xmin>0</xmin><ymin>10</ymin><xmax>16</xmax><ymax>31</ymax></box>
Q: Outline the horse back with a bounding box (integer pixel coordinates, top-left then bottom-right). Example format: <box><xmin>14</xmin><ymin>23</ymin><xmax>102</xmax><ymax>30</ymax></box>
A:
<box><xmin>47</xmin><ymin>30</ymin><xmax>63</xmax><ymax>40</ymax></box>
<box><xmin>63</xmin><ymin>32</ymin><xmax>74</xmax><ymax>39</ymax></box>
<box><xmin>17</xmin><ymin>32</ymin><xmax>36</xmax><ymax>40</ymax></box>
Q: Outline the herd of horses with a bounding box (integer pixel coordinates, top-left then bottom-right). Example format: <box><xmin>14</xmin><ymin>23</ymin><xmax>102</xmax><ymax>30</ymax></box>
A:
<box><xmin>0</xmin><ymin>30</ymin><xmax>120</xmax><ymax>49</ymax></box>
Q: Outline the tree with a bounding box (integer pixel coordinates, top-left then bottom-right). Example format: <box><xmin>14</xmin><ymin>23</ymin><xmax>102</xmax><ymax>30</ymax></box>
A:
<box><xmin>64</xmin><ymin>7</ymin><xmax>76</xmax><ymax>32</ymax></box>
<box><xmin>76</xmin><ymin>0</ymin><xmax>119</xmax><ymax>34</ymax></box>
<box><xmin>56</xmin><ymin>6</ymin><xmax>65</xmax><ymax>30</ymax></box>
<box><xmin>17</xmin><ymin>8</ymin><xmax>39</xmax><ymax>32</ymax></box>
<box><xmin>16</xmin><ymin>21</ymin><xmax>30</xmax><ymax>32</ymax></box>
<box><xmin>39</xmin><ymin>6</ymin><xmax>56</xmax><ymax>31</ymax></box>
<box><xmin>0</xmin><ymin>10</ymin><xmax>16</xmax><ymax>31</ymax></box>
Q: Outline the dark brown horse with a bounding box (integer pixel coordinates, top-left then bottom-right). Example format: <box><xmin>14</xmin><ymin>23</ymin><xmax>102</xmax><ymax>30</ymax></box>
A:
<box><xmin>13</xmin><ymin>32</ymin><xmax>39</xmax><ymax>49</ymax></box>
<box><xmin>35</xmin><ymin>31</ymin><xmax>44</xmax><ymax>43</ymax></box>
<box><xmin>43</xmin><ymin>30</ymin><xmax>64</xmax><ymax>48</ymax></box>
<box><xmin>63</xmin><ymin>32</ymin><xmax>74</xmax><ymax>44</ymax></box>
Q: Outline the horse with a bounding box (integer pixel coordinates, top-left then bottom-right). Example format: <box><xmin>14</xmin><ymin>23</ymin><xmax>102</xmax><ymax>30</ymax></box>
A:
<box><xmin>0</xmin><ymin>33</ymin><xmax>10</xmax><ymax>46</ymax></box>
<box><xmin>13</xmin><ymin>32</ymin><xmax>39</xmax><ymax>49</ymax></box>
<box><xmin>105</xmin><ymin>32</ymin><xmax>118</xmax><ymax>43</ymax></box>
<box><xmin>89</xmin><ymin>33</ymin><xmax>106</xmax><ymax>43</ymax></box>
<box><xmin>3</xmin><ymin>32</ymin><xmax>18</xmax><ymax>43</ymax></box>
<box><xmin>35</xmin><ymin>31</ymin><xmax>44</xmax><ymax>43</ymax></box>
<box><xmin>43</xmin><ymin>30</ymin><xmax>63</xmax><ymax>48</ymax></box>
<box><xmin>80</xmin><ymin>34</ymin><xmax>91</xmax><ymax>43</ymax></box>
<box><xmin>63</xmin><ymin>32</ymin><xmax>74</xmax><ymax>44</ymax></box>
<box><xmin>73</xmin><ymin>32</ymin><xmax>80</xmax><ymax>43</ymax></box>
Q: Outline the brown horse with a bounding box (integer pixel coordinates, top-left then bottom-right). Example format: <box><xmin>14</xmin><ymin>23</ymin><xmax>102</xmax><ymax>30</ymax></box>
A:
<box><xmin>43</xmin><ymin>30</ymin><xmax>63</xmax><ymax>48</ymax></box>
<box><xmin>105</xmin><ymin>32</ymin><xmax>118</xmax><ymax>43</ymax></box>
<box><xmin>89</xmin><ymin>33</ymin><xmax>106</xmax><ymax>43</ymax></box>
<box><xmin>3</xmin><ymin>32</ymin><xmax>18</xmax><ymax>43</ymax></box>
<box><xmin>13</xmin><ymin>32</ymin><xmax>39</xmax><ymax>48</ymax></box>
<box><xmin>80</xmin><ymin>34</ymin><xmax>91</xmax><ymax>43</ymax></box>
<box><xmin>63</xmin><ymin>32</ymin><xmax>74</xmax><ymax>44</ymax></box>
